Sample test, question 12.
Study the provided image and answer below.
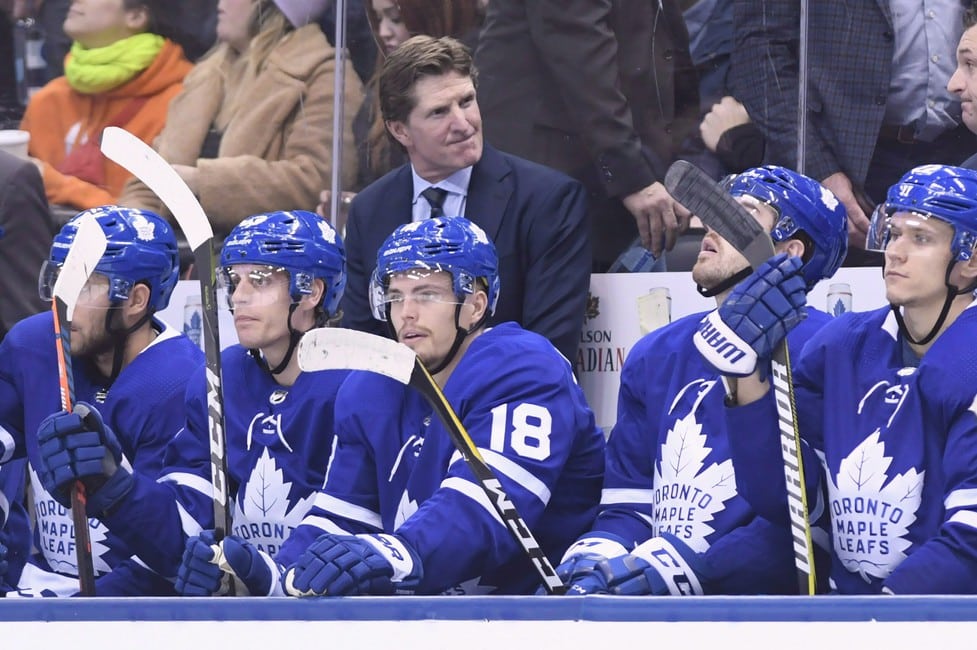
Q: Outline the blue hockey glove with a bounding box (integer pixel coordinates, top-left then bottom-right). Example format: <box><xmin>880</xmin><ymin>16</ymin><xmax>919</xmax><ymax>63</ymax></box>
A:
<box><xmin>693</xmin><ymin>252</ymin><xmax>807</xmax><ymax>377</ymax></box>
<box><xmin>35</xmin><ymin>402</ymin><xmax>133</xmax><ymax>516</ymax></box>
<box><xmin>176</xmin><ymin>531</ymin><xmax>282</xmax><ymax>596</ymax></box>
<box><xmin>282</xmin><ymin>533</ymin><xmax>422</xmax><ymax>597</ymax></box>
<box><xmin>594</xmin><ymin>533</ymin><xmax>706</xmax><ymax>596</ymax></box>
<box><xmin>548</xmin><ymin>534</ymin><xmax>630</xmax><ymax>595</ymax></box>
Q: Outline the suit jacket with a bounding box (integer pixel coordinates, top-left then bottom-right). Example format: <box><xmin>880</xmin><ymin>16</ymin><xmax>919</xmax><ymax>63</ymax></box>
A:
<box><xmin>340</xmin><ymin>145</ymin><xmax>590</xmax><ymax>362</ymax></box>
<box><xmin>474</xmin><ymin>0</ymin><xmax>699</xmax><ymax>263</ymax></box>
<box><xmin>0</xmin><ymin>152</ymin><xmax>54</xmax><ymax>340</ymax></box>
<box><xmin>731</xmin><ymin>0</ymin><xmax>966</xmax><ymax>187</ymax></box>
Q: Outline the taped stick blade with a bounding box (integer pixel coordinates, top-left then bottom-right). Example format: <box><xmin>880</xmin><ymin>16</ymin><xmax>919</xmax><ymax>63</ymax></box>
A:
<box><xmin>100</xmin><ymin>126</ymin><xmax>213</xmax><ymax>251</ymax></box>
<box><xmin>53</xmin><ymin>213</ymin><xmax>108</xmax><ymax>321</ymax></box>
<box><xmin>298</xmin><ymin>328</ymin><xmax>416</xmax><ymax>386</ymax></box>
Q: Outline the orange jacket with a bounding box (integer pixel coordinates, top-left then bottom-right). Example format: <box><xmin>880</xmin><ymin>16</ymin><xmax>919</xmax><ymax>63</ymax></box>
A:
<box><xmin>20</xmin><ymin>39</ymin><xmax>192</xmax><ymax>210</ymax></box>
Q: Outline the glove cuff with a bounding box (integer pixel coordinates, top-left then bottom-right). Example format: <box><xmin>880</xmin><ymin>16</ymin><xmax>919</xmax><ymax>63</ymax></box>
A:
<box><xmin>694</xmin><ymin>310</ymin><xmax>759</xmax><ymax>377</ymax></box>
<box><xmin>358</xmin><ymin>534</ymin><xmax>422</xmax><ymax>590</ymax></box>
<box><xmin>560</xmin><ymin>534</ymin><xmax>629</xmax><ymax>564</ymax></box>
<box><xmin>630</xmin><ymin>535</ymin><xmax>705</xmax><ymax>596</ymax></box>
<box><xmin>85</xmin><ymin>465</ymin><xmax>134</xmax><ymax>517</ymax></box>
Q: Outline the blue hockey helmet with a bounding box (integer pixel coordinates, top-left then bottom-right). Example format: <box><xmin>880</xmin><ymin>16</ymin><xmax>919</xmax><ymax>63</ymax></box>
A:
<box><xmin>220</xmin><ymin>210</ymin><xmax>347</xmax><ymax>316</ymax></box>
<box><xmin>44</xmin><ymin>205</ymin><xmax>179</xmax><ymax>312</ymax></box>
<box><xmin>726</xmin><ymin>165</ymin><xmax>849</xmax><ymax>288</ymax></box>
<box><xmin>869</xmin><ymin>164</ymin><xmax>977</xmax><ymax>262</ymax></box>
<box><xmin>369</xmin><ymin>216</ymin><xmax>500</xmax><ymax>321</ymax></box>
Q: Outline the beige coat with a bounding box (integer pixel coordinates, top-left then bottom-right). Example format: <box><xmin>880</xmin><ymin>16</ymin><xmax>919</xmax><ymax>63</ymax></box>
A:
<box><xmin>119</xmin><ymin>24</ymin><xmax>360</xmax><ymax>236</ymax></box>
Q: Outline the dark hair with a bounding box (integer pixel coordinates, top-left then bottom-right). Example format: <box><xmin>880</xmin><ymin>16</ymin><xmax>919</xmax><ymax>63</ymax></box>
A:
<box><xmin>378</xmin><ymin>35</ymin><xmax>477</xmax><ymax>125</ymax></box>
<box><xmin>966</xmin><ymin>4</ymin><xmax>977</xmax><ymax>29</ymax></box>
<box><xmin>125</xmin><ymin>0</ymin><xmax>183</xmax><ymax>41</ymax></box>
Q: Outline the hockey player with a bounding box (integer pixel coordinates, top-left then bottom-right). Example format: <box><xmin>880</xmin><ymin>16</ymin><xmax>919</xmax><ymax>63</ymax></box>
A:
<box><xmin>0</xmin><ymin>205</ymin><xmax>202</xmax><ymax>596</ymax></box>
<box><xmin>169</xmin><ymin>210</ymin><xmax>350</xmax><ymax>596</ymax></box>
<box><xmin>707</xmin><ymin>164</ymin><xmax>977</xmax><ymax>593</ymax></box>
<box><xmin>181</xmin><ymin>216</ymin><xmax>605</xmax><ymax>596</ymax></box>
<box><xmin>556</xmin><ymin>166</ymin><xmax>848</xmax><ymax>595</ymax></box>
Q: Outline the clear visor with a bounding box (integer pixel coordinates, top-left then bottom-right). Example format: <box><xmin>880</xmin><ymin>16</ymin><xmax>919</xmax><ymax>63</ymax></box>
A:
<box><xmin>370</xmin><ymin>269</ymin><xmax>464</xmax><ymax>321</ymax></box>
<box><xmin>38</xmin><ymin>261</ymin><xmax>113</xmax><ymax>306</ymax></box>
<box><xmin>217</xmin><ymin>265</ymin><xmax>294</xmax><ymax>310</ymax></box>
<box><xmin>866</xmin><ymin>208</ymin><xmax>934</xmax><ymax>252</ymax></box>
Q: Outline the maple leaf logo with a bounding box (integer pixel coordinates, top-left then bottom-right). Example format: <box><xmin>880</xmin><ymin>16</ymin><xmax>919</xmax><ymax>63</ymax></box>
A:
<box><xmin>28</xmin><ymin>465</ymin><xmax>112</xmax><ymax>577</ymax></box>
<box><xmin>585</xmin><ymin>292</ymin><xmax>600</xmax><ymax>321</ymax></box>
<box><xmin>394</xmin><ymin>488</ymin><xmax>418</xmax><ymax>529</ymax></box>
<box><xmin>828</xmin><ymin>431</ymin><xmax>924</xmax><ymax>583</ymax></box>
<box><xmin>232</xmin><ymin>448</ymin><xmax>315</xmax><ymax>552</ymax></box>
<box><xmin>653</xmin><ymin>412</ymin><xmax>737</xmax><ymax>552</ymax></box>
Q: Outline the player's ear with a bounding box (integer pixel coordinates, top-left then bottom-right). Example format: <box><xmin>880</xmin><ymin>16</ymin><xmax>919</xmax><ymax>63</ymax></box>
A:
<box><xmin>465</xmin><ymin>288</ymin><xmax>488</xmax><ymax>327</ymax></box>
<box><xmin>386</xmin><ymin>120</ymin><xmax>411</xmax><ymax>149</ymax></box>
<box><xmin>783</xmin><ymin>237</ymin><xmax>806</xmax><ymax>260</ymax></box>
<box><xmin>958</xmin><ymin>248</ymin><xmax>977</xmax><ymax>282</ymax></box>
<box><xmin>124</xmin><ymin>282</ymin><xmax>152</xmax><ymax>321</ymax></box>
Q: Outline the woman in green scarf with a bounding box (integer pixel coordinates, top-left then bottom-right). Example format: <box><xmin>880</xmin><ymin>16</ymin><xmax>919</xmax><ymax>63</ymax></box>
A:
<box><xmin>19</xmin><ymin>0</ymin><xmax>192</xmax><ymax>211</ymax></box>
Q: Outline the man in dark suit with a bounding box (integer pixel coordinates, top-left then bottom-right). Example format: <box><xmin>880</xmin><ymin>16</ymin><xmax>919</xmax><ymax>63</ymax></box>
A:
<box><xmin>474</xmin><ymin>0</ymin><xmax>701</xmax><ymax>271</ymax></box>
<box><xmin>0</xmin><ymin>149</ymin><xmax>53</xmax><ymax>340</ymax></box>
<box><xmin>340</xmin><ymin>35</ymin><xmax>590</xmax><ymax>362</ymax></box>
<box><xmin>732</xmin><ymin>0</ymin><xmax>974</xmax><ymax>264</ymax></box>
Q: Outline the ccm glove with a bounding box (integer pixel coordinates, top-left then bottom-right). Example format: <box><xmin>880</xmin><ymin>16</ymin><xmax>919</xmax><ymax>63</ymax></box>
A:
<box><xmin>595</xmin><ymin>533</ymin><xmax>706</xmax><ymax>596</ymax></box>
<box><xmin>694</xmin><ymin>252</ymin><xmax>807</xmax><ymax>377</ymax></box>
<box><xmin>176</xmin><ymin>531</ymin><xmax>282</xmax><ymax>596</ymax></box>
<box><xmin>36</xmin><ymin>402</ymin><xmax>133</xmax><ymax>516</ymax></box>
<box><xmin>550</xmin><ymin>534</ymin><xmax>630</xmax><ymax>595</ymax></box>
<box><xmin>283</xmin><ymin>533</ymin><xmax>422</xmax><ymax>597</ymax></box>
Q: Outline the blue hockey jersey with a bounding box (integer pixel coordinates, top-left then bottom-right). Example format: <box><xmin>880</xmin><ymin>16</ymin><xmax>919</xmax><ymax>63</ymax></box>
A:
<box><xmin>278</xmin><ymin>322</ymin><xmax>605</xmax><ymax>594</ymax></box>
<box><xmin>588</xmin><ymin>307</ymin><xmax>830</xmax><ymax>594</ymax></box>
<box><xmin>165</xmin><ymin>345</ymin><xmax>349</xmax><ymax>561</ymax></box>
<box><xmin>727</xmin><ymin>304</ymin><xmax>977</xmax><ymax>594</ymax></box>
<box><xmin>0</xmin><ymin>312</ymin><xmax>203</xmax><ymax>596</ymax></box>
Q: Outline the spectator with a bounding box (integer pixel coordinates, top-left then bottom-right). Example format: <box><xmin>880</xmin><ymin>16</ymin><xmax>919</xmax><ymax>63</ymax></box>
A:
<box><xmin>119</xmin><ymin>0</ymin><xmax>361</xmax><ymax>239</ymax></box>
<box><xmin>19</xmin><ymin>0</ymin><xmax>192</xmax><ymax>212</ymax></box>
<box><xmin>949</xmin><ymin>4</ymin><xmax>977</xmax><ymax>168</ymax></box>
<box><xmin>0</xmin><ymin>150</ymin><xmax>54</xmax><ymax>340</ymax></box>
<box><xmin>474</xmin><ymin>0</ymin><xmax>700</xmax><ymax>271</ymax></box>
<box><xmin>732</xmin><ymin>0</ymin><xmax>975</xmax><ymax>264</ymax></box>
<box><xmin>340</xmin><ymin>35</ymin><xmax>590</xmax><ymax>362</ymax></box>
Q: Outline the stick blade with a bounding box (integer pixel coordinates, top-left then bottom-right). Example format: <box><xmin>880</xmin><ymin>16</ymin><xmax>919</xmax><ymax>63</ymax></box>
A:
<box><xmin>53</xmin><ymin>213</ymin><xmax>108</xmax><ymax>321</ymax></box>
<box><xmin>664</xmin><ymin>160</ymin><xmax>775</xmax><ymax>269</ymax></box>
<box><xmin>100</xmin><ymin>126</ymin><xmax>213</xmax><ymax>251</ymax></box>
<box><xmin>298</xmin><ymin>328</ymin><xmax>416</xmax><ymax>386</ymax></box>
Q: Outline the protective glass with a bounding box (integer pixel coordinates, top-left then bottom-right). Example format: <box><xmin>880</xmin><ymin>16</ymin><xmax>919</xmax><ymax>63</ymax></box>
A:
<box><xmin>38</xmin><ymin>262</ymin><xmax>112</xmax><ymax>306</ymax></box>
<box><xmin>217</xmin><ymin>265</ymin><xmax>294</xmax><ymax>310</ymax></box>
<box><xmin>866</xmin><ymin>209</ymin><xmax>943</xmax><ymax>253</ymax></box>
<box><xmin>373</xmin><ymin>269</ymin><xmax>466</xmax><ymax>315</ymax></box>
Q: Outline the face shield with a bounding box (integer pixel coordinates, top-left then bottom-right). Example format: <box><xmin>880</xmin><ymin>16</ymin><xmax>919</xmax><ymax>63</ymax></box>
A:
<box><xmin>369</xmin><ymin>268</ymin><xmax>466</xmax><ymax>321</ymax></box>
<box><xmin>216</xmin><ymin>264</ymin><xmax>295</xmax><ymax>310</ymax></box>
<box><xmin>38</xmin><ymin>264</ymin><xmax>121</xmax><ymax>309</ymax></box>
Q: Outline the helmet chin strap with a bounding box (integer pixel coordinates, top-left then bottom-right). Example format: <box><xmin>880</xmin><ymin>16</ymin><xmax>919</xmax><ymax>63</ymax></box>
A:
<box><xmin>249</xmin><ymin>303</ymin><xmax>302</xmax><ymax>377</ymax></box>
<box><xmin>892</xmin><ymin>259</ymin><xmax>977</xmax><ymax>347</ymax></box>
<box><xmin>697</xmin><ymin>266</ymin><xmax>752</xmax><ymax>298</ymax></box>
<box><xmin>102</xmin><ymin>306</ymin><xmax>153</xmax><ymax>384</ymax></box>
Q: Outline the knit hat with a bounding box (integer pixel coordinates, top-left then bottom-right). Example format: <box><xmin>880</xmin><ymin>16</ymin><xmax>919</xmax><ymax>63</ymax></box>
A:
<box><xmin>271</xmin><ymin>0</ymin><xmax>330</xmax><ymax>27</ymax></box>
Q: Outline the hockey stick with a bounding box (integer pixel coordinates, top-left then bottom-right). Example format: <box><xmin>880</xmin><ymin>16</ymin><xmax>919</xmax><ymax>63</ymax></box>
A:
<box><xmin>296</xmin><ymin>327</ymin><xmax>567</xmax><ymax>595</ymax></box>
<box><xmin>51</xmin><ymin>212</ymin><xmax>108</xmax><ymax>596</ymax></box>
<box><xmin>664</xmin><ymin>160</ymin><xmax>817</xmax><ymax>595</ymax></box>
<box><xmin>100</xmin><ymin>127</ymin><xmax>232</xmax><ymax>544</ymax></box>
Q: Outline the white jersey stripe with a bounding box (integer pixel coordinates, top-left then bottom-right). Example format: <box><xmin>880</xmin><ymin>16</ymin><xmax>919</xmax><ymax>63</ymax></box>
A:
<box><xmin>945</xmin><ymin>488</ymin><xmax>977</xmax><ymax>511</ymax></box>
<box><xmin>300</xmin><ymin>514</ymin><xmax>353</xmax><ymax>535</ymax></box>
<box><xmin>448</xmin><ymin>449</ymin><xmax>551</xmax><ymax>505</ymax></box>
<box><xmin>948</xmin><ymin>510</ymin><xmax>977</xmax><ymax>530</ymax></box>
<box><xmin>159</xmin><ymin>471</ymin><xmax>213</xmax><ymax>497</ymax></box>
<box><xmin>0</xmin><ymin>425</ymin><xmax>15</xmax><ymax>464</ymax></box>
<box><xmin>600</xmin><ymin>487</ymin><xmax>655</xmax><ymax>505</ymax></box>
<box><xmin>441</xmin><ymin>476</ymin><xmax>505</xmax><ymax>527</ymax></box>
<box><xmin>311</xmin><ymin>493</ymin><xmax>382</xmax><ymax>529</ymax></box>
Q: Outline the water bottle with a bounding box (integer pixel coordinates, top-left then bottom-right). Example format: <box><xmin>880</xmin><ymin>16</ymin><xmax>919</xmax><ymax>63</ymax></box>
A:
<box><xmin>608</xmin><ymin>237</ymin><xmax>666</xmax><ymax>273</ymax></box>
<box><xmin>827</xmin><ymin>282</ymin><xmax>852</xmax><ymax>316</ymax></box>
<box><xmin>637</xmin><ymin>287</ymin><xmax>671</xmax><ymax>335</ymax></box>
<box><xmin>183</xmin><ymin>294</ymin><xmax>203</xmax><ymax>349</ymax></box>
